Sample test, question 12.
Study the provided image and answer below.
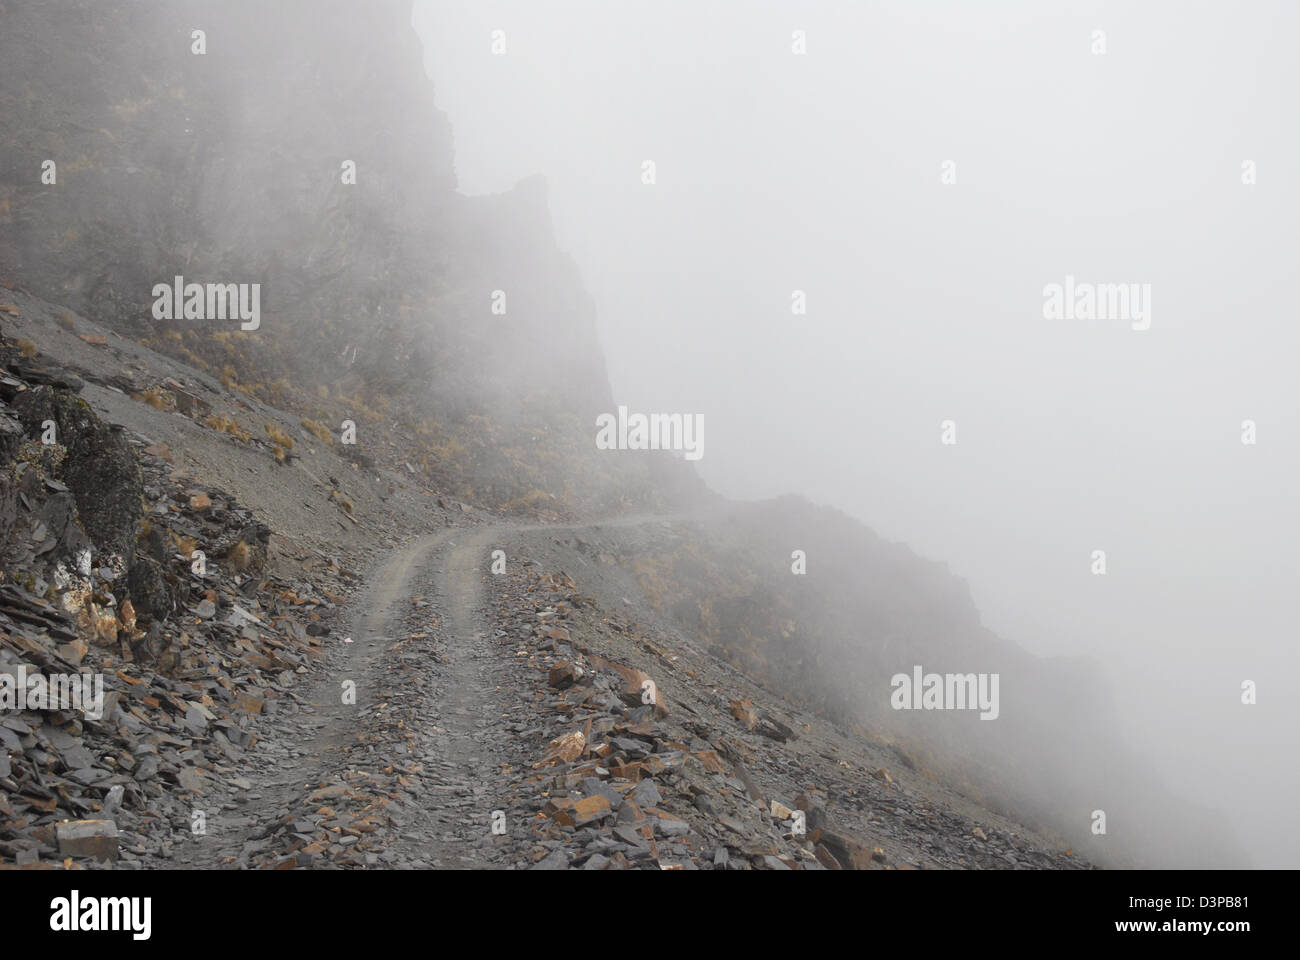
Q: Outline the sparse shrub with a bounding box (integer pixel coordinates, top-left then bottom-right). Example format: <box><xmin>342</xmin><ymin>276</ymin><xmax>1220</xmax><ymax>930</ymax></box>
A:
<box><xmin>502</xmin><ymin>488</ymin><xmax>552</xmax><ymax>514</ymax></box>
<box><xmin>432</xmin><ymin>438</ymin><xmax>467</xmax><ymax>463</ymax></box>
<box><xmin>202</xmin><ymin>414</ymin><xmax>251</xmax><ymax>443</ymax></box>
<box><xmin>264</xmin><ymin>422</ymin><xmax>294</xmax><ymax>450</ymax></box>
<box><xmin>133</xmin><ymin>385</ymin><xmax>174</xmax><ymax>411</ymax></box>
<box><xmin>225</xmin><ymin>540</ymin><xmax>250</xmax><ymax>572</ymax></box>
<box><xmin>265</xmin><ymin>422</ymin><xmax>295</xmax><ymax>461</ymax></box>
<box><xmin>170</xmin><ymin>531</ymin><xmax>199</xmax><ymax>558</ymax></box>
<box><xmin>301</xmin><ymin>418</ymin><xmax>333</xmax><ymax>445</ymax></box>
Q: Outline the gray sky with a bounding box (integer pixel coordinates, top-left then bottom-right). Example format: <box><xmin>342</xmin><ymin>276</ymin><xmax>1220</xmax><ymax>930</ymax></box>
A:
<box><xmin>413</xmin><ymin>0</ymin><xmax>1299</xmax><ymax>866</ymax></box>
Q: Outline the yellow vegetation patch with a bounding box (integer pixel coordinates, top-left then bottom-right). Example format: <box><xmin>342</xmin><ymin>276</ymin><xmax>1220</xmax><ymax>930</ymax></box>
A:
<box><xmin>300</xmin><ymin>418</ymin><xmax>333</xmax><ymax>445</ymax></box>
<box><xmin>264</xmin><ymin>422</ymin><xmax>294</xmax><ymax>450</ymax></box>
<box><xmin>502</xmin><ymin>488</ymin><xmax>552</xmax><ymax>514</ymax></box>
<box><xmin>132</xmin><ymin>385</ymin><xmax>174</xmax><ymax>411</ymax></box>
<box><xmin>225</xmin><ymin>540</ymin><xmax>250</xmax><ymax>572</ymax></box>
<box><xmin>432</xmin><ymin>438</ymin><xmax>467</xmax><ymax>463</ymax></box>
<box><xmin>170</xmin><ymin>532</ymin><xmax>199</xmax><ymax>558</ymax></box>
<box><xmin>202</xmin><ymin>414</ymin><xmax>251</xmax><ymax>443</ymax></box>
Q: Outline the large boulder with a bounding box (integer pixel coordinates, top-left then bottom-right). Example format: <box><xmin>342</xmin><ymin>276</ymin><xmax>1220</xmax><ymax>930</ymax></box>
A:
<box><xmin>9</xmin><ymin>386</ymin><xmax>143</xmax><ymax>560</ymax></box>
<box><xmin>125</xmin><ymin>554</ymin><xmax>178</xmax><ymax>627</ymax></box>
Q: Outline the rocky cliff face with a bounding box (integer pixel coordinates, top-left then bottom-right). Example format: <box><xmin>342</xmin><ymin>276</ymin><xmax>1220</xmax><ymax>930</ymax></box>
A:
<box><xmin>0</xmin><ymin>0</ymin><xmax>648</xmax><ymax>512</ymax></box>
<box><xmin>2</xmin><ymin>1</ymin><xmax>450</xmax><ymax>330</ymax></box>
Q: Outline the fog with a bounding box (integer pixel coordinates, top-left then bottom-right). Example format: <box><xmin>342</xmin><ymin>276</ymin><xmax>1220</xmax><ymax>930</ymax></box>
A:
<box><xmin>413</xmin><ymin>0</ymin><xmax>1298</xmax><ymax>867</ymax></box>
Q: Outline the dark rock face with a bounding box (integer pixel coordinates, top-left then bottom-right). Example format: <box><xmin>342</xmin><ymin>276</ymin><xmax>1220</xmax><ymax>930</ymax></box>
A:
<box><xmin>135</xmin><ymin>520</ymin><xmax>169</xmax><ymax>567</ymax></box>
<box><xmin>125</xmin><ymin>555</ymin><xmax>177</xmax><ymax>626</ymax></box>
<box><xmin>0</xmin><ymin>0</ymin><xmax>454</xmax><ymax>334</ymax></box>
<box><xmin>9</xmin><ymin>386</ymin><xmax>143</xmax><ymax>560</ymax></box>
<box><xmin>0</xmin><ymin>409</ymin><xmax>22</xmax><ymax>464</ymax></box>
<box><xmin>0</xmin><ymin>0</ymin><xmax>697</xmax><ymax>518</ymax></box>
<box><xmin>35</xmin><ymin>491</ymin><xmax>92</xmax><ymax>562</ymax></box>
<box><xmin>0</xmin><ymin>0</ymin><xmax>610</xmax><ymax>417</ymax></box>
<box><xmin>0</xmin><ymin>411</ymin><xmax>22</xmax><ymax>542</ymax></box>
<box><xmin>0</xmin><ymin>331</ymin><xmax>368</xmax><ymax>868</ymax></box>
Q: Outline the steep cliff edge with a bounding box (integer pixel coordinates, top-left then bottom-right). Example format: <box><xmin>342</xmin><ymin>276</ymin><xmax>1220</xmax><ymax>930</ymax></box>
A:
<box><xmin>0</xmin><ymin>0</ymin><xmax>677</xmax><ymax>515</ymax></box>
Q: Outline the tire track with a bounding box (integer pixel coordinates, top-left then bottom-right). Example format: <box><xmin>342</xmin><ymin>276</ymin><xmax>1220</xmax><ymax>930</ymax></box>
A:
<box><xmin>189</xmin><ymin>516</ymin><xmax>683</xmax><ymax>868</ymax></box>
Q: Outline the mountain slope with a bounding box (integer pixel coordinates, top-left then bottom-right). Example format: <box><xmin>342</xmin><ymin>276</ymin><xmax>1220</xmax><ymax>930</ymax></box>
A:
<box><xmin>0</xmin><ymin>1</ymin><xmax>1243</xmax><ymax>869</ymax></box>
